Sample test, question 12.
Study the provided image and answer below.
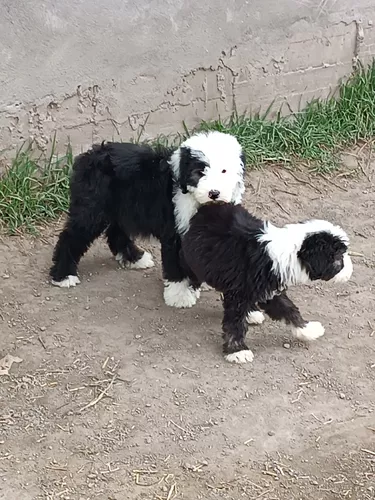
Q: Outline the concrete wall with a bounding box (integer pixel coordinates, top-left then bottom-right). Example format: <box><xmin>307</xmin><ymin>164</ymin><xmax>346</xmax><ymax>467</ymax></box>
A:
<box><xmin>1</xmin><ymin>0</ymin><xmax>375</xmax><ymax>154</ymax></box>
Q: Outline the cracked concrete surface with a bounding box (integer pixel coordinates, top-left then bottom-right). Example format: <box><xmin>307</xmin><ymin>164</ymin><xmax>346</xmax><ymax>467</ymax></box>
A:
<box><xmin>0</xmin><ymin>0</ymin><xmax>375</xmax><ymax>154</ymax></box>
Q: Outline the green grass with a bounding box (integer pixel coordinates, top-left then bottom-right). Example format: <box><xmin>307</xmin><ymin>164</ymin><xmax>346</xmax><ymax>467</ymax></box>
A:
<box><xmin>0</xmin><ymin>138</ymin><xmax>73</xmax><ymax>234</ymax></box>
<box><xmin>198</xmin><ymin>61</ymin><xmax>375</xmax><ymax>171</ymax></box>
<box><xmin>1</xmin><ymin>61</ymin><xmax>375</xmax><ymax>233</ymax></box>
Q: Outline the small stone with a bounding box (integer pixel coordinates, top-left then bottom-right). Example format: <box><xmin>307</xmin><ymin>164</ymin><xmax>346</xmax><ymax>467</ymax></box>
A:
<box><xmin>268</xmin><ymin>431</ymin><xmax>275</xmax><ymax>436</ymax></box>
<box><xmin>339</xmin><ymin>393</ymin><xmax>345</xmax><ymax>399</ymax></box>
<box><xmin>135</xmin><ymin>335</ymin><xmax>142</xmax><ymax>339</ymax></box>
<box><xmin>283</xmin><ymin>342</ymin><xmax>291</xmax><ymax>349</ymax></box>
<box><xmin>39</xmin><ymin>326</ymin><xmax>46</xmax><ymax>332</ymax></box>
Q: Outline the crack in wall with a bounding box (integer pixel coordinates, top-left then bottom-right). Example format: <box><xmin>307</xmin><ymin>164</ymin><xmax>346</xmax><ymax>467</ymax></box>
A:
<box><xmin>0</xmin><ymin>16</ymin><xmax>374</xmax><ymax>154</ymax></box>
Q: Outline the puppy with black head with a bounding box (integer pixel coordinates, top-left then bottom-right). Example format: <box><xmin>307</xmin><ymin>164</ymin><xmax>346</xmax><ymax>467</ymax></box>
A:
<box><xmin>50</xmin><ymin>131</ymin><xmax>245</xmax><ymax>308</ymax></box>
<box><xmin>181</xmin><ymin>202</ymin><xmax>353</xmax><ymax>363</ymax></box>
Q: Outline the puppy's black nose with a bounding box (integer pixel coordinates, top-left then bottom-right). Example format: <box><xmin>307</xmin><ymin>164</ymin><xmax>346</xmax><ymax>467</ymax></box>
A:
<box><xmin>208</xmin><ymin>190</ymin><xmax>220</xmax><ymax>200</ymax></box>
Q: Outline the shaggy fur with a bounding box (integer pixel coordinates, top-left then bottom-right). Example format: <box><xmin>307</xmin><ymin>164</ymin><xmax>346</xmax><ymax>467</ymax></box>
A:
<box><xmin>181</xmin><ymin>202</ymin><xmax>353</xmax><ymax>363</ymax></box>
<box><xmin>50</xmin><ymin>132</ymin><xmax>245</xmax><ymax>308</ymax></box>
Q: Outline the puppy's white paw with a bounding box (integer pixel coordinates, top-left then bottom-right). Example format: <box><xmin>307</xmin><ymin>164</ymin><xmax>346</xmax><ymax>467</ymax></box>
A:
<box><xmin>200</xmin><ymin>282</ymin><xmax>212</xmax><ymax>292</ymax></box>
<box><xmin>292</xmin><ymin>321</ymin><xmax>325</xmax><ymax>341</ymax></box>
<box><xmin>116</xmin><ymin>251</ymin><xmax>155</xmax><ymax>270</ymax></box>
<box><xmin>247</xmin><ymin>310</ymin><xmax>265</xmax><ymax>325</ymax></box>
<box><xmin>51</xmin><ymin>275</ymin><xmax>81</xmax><ymax>288</ymax></box>
<box><xmin>225</xmin><ymin>349</ymin><xmax>254</xmax><ymax>364</ymax></box>
<box><xmin>164</xmin><ymin>280</ymin><xmax>199</xmax><ymax>308</ymax></box>
<box><xmin>129</xmin><ymin>251</ymin><xmax>155</xmax><ymax>269</ymax></box>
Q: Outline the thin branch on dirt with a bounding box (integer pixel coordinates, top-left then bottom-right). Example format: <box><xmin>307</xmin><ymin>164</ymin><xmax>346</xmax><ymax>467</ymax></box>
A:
<box><xmin>244</xmin><ymin>438</ymin><xmax>254</xmax><ymax>445</ymax></box>
<box><xmin>320</xmin><ymin>173</ymin><xmax>348</xmax><ymax>192</ymax></box>
<box><xmin>166</xmin><ymin>483</ymin><xmax>177</xmax><ymax>500</ymax></box>
<box><xmin>271</xmin><ymin>197</ymin><xmax>290</xmax><ymax>216</ymax></box>
<box><xmin>311</xmin><ymin>413</ymin><xmax>323</xmax><ymax>423</ymax></box>
<box><xmin>169</xmin><ymin>419</ymin><xmax>188</xmax><ymax>433</ymax></box>
<box><xmin>38</xmin><ymin>336</ymin><xmax>47</xmax><ymax>350</ymax></box>
<box><xmin>349</xmin><ymin>251</ymin><xmax>365</xmax><ymax>257</ymax></box>
<box><xmin>272</xmin><ymin>188</ymin><xmax>298</xmax><ymax>196</ymax></box>
<box><xmin>134</xmin><ymin>473</ymin><xmax>163</xmax><ymax>487</ymax></box>
<box><xmin>247</xmin><ymin>479</ymin><xmax>263</xmax><ymax>489</ymax></box>
<box><xmin>255</xmin><ymin>489</ymin><xmax>274</xmax><ymax>499</ymax></box>
<box><xmin>133</xmin><ymin>469</ymin><xmax>159</xmax><ymax>474</ymax></box>
<box><xmin>354</xmin><ymin>230</ymin><xmax>368</xmax><ymax>239</ymax></box>
<box><xmin>255</xmin><ymin>178</ymin><xmax>262</xmax><ymax>196</ymax></box>
<box><xmin>181</xmin><ymin>365</ymin><xmax>199</xmax><ymax>373</ymax></box>
<box><xmin>288</xmin><ymin>171</ymin><xmax>323</xmax><ymax>194</ymax></box>
<box><xmin>361</xmin><ymin>448</ymin><xmax>375</xmax><ymax>456</ymax></box>
<box><xmin>79</xmin><ymin>375</ymin><xmax>116</xmax><ymax>412</ymax></box>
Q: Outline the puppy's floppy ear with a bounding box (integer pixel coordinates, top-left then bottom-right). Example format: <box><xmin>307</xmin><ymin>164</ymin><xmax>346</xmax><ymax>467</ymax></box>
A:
<box><xmin>177</xmin><ymin>146</ymin><xmax>192</xmax><ymax>194</ymax></box>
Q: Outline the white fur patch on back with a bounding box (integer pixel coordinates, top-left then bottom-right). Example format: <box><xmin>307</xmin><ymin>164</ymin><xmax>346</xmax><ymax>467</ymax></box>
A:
<box><xmin>292</xmin><ymin>321</ymin><xmax>325</xmax><ymax>341</ymax></box>
<box><xmin>225</xmin><ymin>349</ymin><xmax>254</xmax><ymax>363</ymax></box>
<box><xmin>246</xmin><ymin>311</ymin><xmax>266</xmax><ymax>324</ymax></box>
<box><xmin>51</xmin><ymin>275</ymin><xmax>81</xmax><ymax>288</ymax></box>
<box><xmin>163</xmin><ymin>279</ymin><xmax>200</xmax><ymax>308</ymax></box>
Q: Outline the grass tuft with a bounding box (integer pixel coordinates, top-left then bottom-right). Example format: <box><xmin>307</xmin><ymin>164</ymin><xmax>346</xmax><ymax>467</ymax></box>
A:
<box><xmin>198</xmin><ymin>61</ymin><xmax>375</xmax><ymax>172</ymax></box>
<box><xmin>0</xmin><ymin>139</ymin><xmax>73</xmax><ymax>234</ymax></box>
<box><xmin>1</xmin><ymin>61</ymin><xmax>375</xmax><ymax>233</ymax></box>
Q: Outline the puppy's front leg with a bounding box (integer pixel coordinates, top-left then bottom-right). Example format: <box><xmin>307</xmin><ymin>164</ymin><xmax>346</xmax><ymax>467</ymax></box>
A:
<box><xmin>222</xmin><ymin>292</ymin><xmax>254</xmax><ymax>363</ymax></box>
<box><xmin>259</xmin><ymin>291</ymin><xmax>325</xmax><ymax>341</ymax></box>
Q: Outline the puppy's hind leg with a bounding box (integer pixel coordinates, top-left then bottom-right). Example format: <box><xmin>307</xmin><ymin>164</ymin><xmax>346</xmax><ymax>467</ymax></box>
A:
<box><xmin>222</xmin><ymin>292</ymin><xmax>255</xmax><ymax>363</ymax></box>
<box><xmin>106</xmin><ymin>224</ymin><xmax>154</xmax><ymax>270</ymax></box>
<box><xmin>259</xmin><ymin>291</ymin><xmax>325</xmax><ymax>341</ymax></box>
<box><xmin>50</xmin><ymin>217</ymin><xmax>106</xmax><ymax>288</ymax></box>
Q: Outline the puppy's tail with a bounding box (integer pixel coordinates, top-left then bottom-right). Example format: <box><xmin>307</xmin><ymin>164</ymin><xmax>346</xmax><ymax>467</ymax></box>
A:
<box><xmin>71</xmin><ymin>142</ymin><xmax>115</xmax><ymax>178</ymax></box>
<box><xmin>91</xmin><ymin>142</ymin><xmax>116</xmax><ymax>177</ymax></box>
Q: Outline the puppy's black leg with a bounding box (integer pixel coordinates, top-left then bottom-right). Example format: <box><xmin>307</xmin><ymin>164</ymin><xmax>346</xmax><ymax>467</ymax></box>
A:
<box><xmin>106</xmin><ymin>224</ymin><xmax>154</xmax><ymax>270</ymax></box>
<box><xmin>50</xmin><ymin>217</ymin><xmax>106</xmax><ymax>288</ymax></box>
<box><xmin>222</xmin><ymin>292</ymin><xmax>254</xmax><ymax>363</ymax></box>
<box><xmin>161</xmin><ymin>236</ymin><xmax>199</xmax><ymax>308</ymax></box>
<box><xmin>259</xmin><ymin>291</ymin><xmax>325</xmax><ymax>341</ymax></box>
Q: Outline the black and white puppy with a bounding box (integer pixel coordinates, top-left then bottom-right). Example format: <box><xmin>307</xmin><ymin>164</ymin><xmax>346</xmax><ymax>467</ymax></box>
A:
<box><xmin>50</xmin><ymin>132</ymin><xmax>245</xmax><ymax>308</ymax></box>
<box><xmin>181</xmin><ymin>202</ymin><xmax>353</xmax><ymax>363</ymax></box>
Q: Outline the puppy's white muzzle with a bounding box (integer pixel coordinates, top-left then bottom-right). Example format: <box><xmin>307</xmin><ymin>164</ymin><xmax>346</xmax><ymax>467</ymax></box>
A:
<box><xmin>332</xmin><ymin>252</ymin><xmax>353</xmax><ymax>283</ymax></box>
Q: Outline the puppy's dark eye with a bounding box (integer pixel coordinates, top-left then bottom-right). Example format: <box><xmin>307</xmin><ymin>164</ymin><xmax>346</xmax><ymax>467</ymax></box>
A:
<box><xmin>222</xmin><ymin>169</ymin><xmax>226</xmax><ymax>174</ymax></box>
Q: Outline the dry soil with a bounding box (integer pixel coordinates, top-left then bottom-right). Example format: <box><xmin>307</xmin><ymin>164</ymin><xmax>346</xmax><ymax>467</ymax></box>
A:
<box><xmin>0</xmin><ymin>157</ymin><xmax>374</xmax><ymax>499</ymax></box>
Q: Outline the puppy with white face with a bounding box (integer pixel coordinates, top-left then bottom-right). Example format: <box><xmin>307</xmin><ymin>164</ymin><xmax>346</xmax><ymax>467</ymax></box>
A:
<box><xmin>163</xmin><ymin>132</ymin><xmax>245</xmax><ymax>308</ymax></box>
<box><xmin>181</xmin><ymin>203</ymin><xmax>353</xmax><ymax>363</ymax></box>
<box><xmin>170</xmin><ymin>132</ymin><xmax>245</xmax><ymax>235</ymax></box>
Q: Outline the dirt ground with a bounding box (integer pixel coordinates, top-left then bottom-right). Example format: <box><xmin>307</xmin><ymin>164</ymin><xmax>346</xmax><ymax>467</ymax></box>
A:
<box><xmin>0</xmin><ymin>155</ymin><xmax>374</xmax><ymax>500</ymax></box>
